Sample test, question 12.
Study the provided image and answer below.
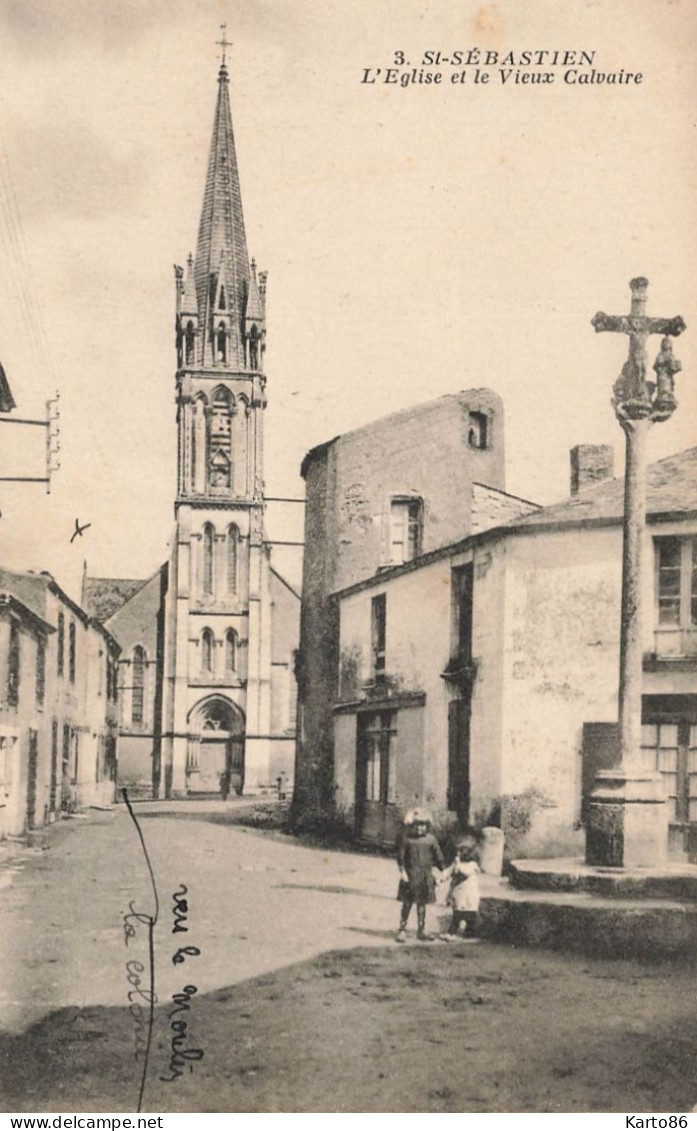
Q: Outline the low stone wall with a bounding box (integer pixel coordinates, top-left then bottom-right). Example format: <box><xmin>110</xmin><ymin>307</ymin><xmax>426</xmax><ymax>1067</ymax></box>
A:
<box><xmin>480</xmin><ymin>892</ymin><xmax>697</xmax><ymax>960</ymax></box>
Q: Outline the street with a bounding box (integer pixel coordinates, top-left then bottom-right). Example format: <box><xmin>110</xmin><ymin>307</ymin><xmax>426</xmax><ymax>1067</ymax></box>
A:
<box><xmin>1</xmin><ymin>802</ymin><xmax>695</xmax><ymax>1114</ymax></box>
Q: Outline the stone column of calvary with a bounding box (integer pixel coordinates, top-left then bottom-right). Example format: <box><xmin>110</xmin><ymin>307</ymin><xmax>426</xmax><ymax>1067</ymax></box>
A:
<box><xmin>585</xmin><ymin>277</ymin><xmax>686</xmax><ymax>869</ymax></box>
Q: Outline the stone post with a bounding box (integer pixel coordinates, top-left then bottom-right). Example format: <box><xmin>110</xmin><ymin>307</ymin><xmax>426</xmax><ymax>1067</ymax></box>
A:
<box><xmin>585</xmin><ymin>278</ymin><xmax>685</xmax><ymax>869</ymax></box>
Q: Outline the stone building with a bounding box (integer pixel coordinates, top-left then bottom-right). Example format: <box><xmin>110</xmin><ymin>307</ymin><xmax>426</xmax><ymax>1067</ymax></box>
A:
<box><xmin>293</xmin><ymin>387</ymin><xmax>523</xmax><ymax>818</ymax></box>
<box><xmin>324</xmin><ymin>441</ymin><xmax>696</xmax><ymax>857</ymax></box>
<box><xmin>0</xmin><ymin>566</ymin><xmax>119</xmax><ymax>839</ymax></box>
<box><xmin>83</xmin><ymin>60</ymin><xmax>299</xmax><ymax>798</ymax></box>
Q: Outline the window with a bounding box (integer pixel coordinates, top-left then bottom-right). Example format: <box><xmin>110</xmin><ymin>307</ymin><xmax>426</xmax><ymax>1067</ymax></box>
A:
<box><xmin>371</xmin><ymin>594</ymin><xmax>387</xmax><ymax>685</ymax></box>
<box><xmin>227</xmin><ymin>525</ymin><xmax>238</xmax><ymax>592</ymax></box>
<box><xmin>7</xmin><ymin>619</ymin><xmax>20</xmax><ymax>706</ymax></box>
<box><xmin>201</xmin><ymin>629</ymin><xmax>214</xmax><ymax>674</ymax></box>
<box><xmin>203</xmin><ymin>524</ymin><xmax>215</xmax><ymax>595</ymax></box>
<box><xmin>57</xmin><ymin>612</ymin><xmax>65</xmax><ymax>677</ymax></box>
<box><xmin>132</xmin><ymin>646</ymin><xmax>145</xmax><ymax>726</ymax></box>
<box><xmin>467</xmin><ymin>411</ymin><xmax>488</xmax><ymax>450</ymax></box>
<box><xmin>451</xmin><ymin>563</ymin><xmax>474</xmax><ymax>664</ymax></box>
<box><xmin>641</xmin><ymin>722</ymin><xmax>697</xmax><ymax>824</ymax></box>
<box><xmin>68</xmin><ymin>621</ymin><xmax>76</xmax><ymax>684</ymax></box>
<box><xmin>225</xmin><ymin>629</ymin><xmax>237</xmax><ymax>673</ymax></box>
<box><xmin>654</xmin><ymin>537</ymin><xmax>697</xmax><ymax>656</ymax></box>
<box><xmin>389</xmin><ymin>498</ymin><xmax>422</xmax><ymax>565</ymax></box>
<box><xmin>0</xmin><ymin>735</ymin><xmax>16</xmax><ymax>795</ymax></box>
<box><xmin>36</xmin><ymin>637</ymin><xmax>46</xmax><ymax>707</ymax></box>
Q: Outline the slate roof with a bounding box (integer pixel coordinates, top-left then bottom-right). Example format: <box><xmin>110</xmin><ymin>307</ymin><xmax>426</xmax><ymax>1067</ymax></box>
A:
<box><xmin>0</xmin><ymin>567</ymin><xmax>50</xmax><ymax>621</ymax></box>
<box><xmin>506</xmin><ymin>447</ymin><xmax>697</xmax><ymax>532</ymax></box>
<box><xmin>82</xmin><ymin>576</ymin><xmax>150</xmax><ymax>623</ymax></box>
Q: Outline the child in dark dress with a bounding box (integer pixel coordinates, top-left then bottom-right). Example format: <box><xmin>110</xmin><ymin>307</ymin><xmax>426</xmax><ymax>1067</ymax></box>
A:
<box><xmin>396</xmin><ymin>809</ymin><xmax>445</xmax><ymax>942</ymax></box>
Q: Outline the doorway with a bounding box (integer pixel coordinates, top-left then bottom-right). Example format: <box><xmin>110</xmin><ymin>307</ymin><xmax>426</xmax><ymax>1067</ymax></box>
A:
<box><xmin>355</xmin><ymin>710</ymin><xmax>397</xmax><ymax>842</ymax></box>
<box><xmin>187</xmin><ymin>697</ymin><xmax>245</xmax><ymax>795</ymax></box>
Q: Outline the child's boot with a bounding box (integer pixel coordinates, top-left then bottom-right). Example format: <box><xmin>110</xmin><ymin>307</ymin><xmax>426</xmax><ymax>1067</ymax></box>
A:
<box><xmin>416</xmin><ymin>906</ymin><xmax>433</xmax><ymax>941</ymax></box>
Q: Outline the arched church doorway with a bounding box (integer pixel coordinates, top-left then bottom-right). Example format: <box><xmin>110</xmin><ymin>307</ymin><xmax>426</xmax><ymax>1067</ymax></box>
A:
<box><xmin>186</xmin><ymin>696</ymin><xmax>245</xmax><ymax>796</ymax></box>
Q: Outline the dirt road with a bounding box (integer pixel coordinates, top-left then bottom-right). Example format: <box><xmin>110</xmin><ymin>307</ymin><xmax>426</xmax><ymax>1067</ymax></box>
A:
<box><xmin>1</xmin><ymin>803</ymin><xmax>695</xmax><ymax>1113</ymax></box>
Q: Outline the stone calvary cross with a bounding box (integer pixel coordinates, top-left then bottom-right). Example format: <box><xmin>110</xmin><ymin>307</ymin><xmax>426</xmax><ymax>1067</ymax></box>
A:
<box><xmin>585</xmin><ymin>277</ymin><xmax>686</xmax><ymax>869</ymax></box>
<box><xmin>592</xmin><ymin>276</ymin><xmax>685</xmax><ymax>422</ymax></box>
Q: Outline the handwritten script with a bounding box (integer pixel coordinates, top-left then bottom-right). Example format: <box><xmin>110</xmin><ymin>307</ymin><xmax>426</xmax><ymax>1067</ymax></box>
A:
<box><xmin>160</xmin><ymin>883</ymin><xmax>204</xmax><ymax>1083</ymax></box>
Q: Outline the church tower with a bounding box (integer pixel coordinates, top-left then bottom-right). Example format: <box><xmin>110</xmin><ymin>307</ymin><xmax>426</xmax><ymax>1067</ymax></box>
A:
<box><xmin>162</xmin><ymin>55</ymin><xmax>273</xmax><ymax>796</ymax></box>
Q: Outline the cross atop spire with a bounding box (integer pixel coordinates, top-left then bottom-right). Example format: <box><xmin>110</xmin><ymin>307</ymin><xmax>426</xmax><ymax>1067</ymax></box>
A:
<box><xmin>216</xmin><ymin>23</ymin><xmax>232</xmax><ymax>67</ymax></box>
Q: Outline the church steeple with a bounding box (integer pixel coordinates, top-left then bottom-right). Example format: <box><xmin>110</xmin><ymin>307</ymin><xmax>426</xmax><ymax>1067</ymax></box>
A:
<box><xmin>175</xmin><ymin>58</ymin><xmax>266</xmax><ymax>373</ymax></box>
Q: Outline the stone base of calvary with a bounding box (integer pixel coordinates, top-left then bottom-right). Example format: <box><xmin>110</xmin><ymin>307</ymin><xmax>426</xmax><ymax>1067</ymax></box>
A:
<box><xmin>584</xmin><ymin>277</ymin><xmax>685</xmax><ymax>869</ymax></box>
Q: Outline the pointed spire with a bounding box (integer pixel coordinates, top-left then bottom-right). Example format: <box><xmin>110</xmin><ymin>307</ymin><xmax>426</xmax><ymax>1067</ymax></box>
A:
<box><xmin>182</xmin><ymin>254</ymin><xmax>198</xmax><ymax>316</ymax></box>
<box><xmin>195</xmin><ymin>59</ymin><xmax>251</xmax><ymax>367</ymax></box>
<box><xmin>246</xmin><ymin>258</ymin><xmax>263</xmax><ymax>322</ymax></box>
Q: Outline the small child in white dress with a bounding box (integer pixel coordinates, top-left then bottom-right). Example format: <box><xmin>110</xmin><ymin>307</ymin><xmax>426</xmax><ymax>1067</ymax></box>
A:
<box><xmin>441</xmin><ymin>836</ymin><xmax>481</xmax><ymax>940</ymax></box>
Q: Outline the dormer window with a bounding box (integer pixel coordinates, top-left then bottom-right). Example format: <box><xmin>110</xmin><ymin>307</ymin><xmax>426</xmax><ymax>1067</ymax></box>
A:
<box><xmin>468</xmin><ymin>411</ymin><xmax>489</xmax><ymax>450</ymax></box>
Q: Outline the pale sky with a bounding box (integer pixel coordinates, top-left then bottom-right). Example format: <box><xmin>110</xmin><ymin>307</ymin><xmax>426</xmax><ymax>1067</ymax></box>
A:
<box><xmin>0</xmin><ymin>0</ymin><xmax>695</xmax><ymax>599</ymax></box>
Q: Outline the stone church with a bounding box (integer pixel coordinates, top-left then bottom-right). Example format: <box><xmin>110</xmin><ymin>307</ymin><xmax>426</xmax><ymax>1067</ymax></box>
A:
<box><xmin>83</xmin><ymin>59</ymin><xmax>299</xmax><ymax>798</ymax></box>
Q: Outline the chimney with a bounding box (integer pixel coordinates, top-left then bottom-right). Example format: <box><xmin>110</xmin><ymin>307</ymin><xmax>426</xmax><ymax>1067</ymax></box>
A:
<box><xmin>570</xmin><ymin>444</ymin><xmax>614</xmax><ymax>495</ymax></box>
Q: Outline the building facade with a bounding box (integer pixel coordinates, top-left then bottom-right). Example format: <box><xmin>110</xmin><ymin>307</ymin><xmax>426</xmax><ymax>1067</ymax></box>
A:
<box><xmin>0</xmin><ymin>567</ymin><xmax>119</xmax><ymax>839</ymax></box>
<box><xmin>293</xmin><ymin>388</ymin><xmax>516</xmax><ymax>818</ymax></box>
<box><xmin>83</xmin><ymin>61</ymin><xmax>299</xmax><ymax>798</ymax></box>
<box><xmin>329</xmin><ymin>444</ymin><xmax>697</xmax><ymax>858</ymax></box>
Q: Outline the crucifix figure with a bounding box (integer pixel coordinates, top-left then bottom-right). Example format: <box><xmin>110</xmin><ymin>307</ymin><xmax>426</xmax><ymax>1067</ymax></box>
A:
<box><xmin>585</xmin><ymin>278</ymin><xmax>686</xmax><ymax>869</ymax></box>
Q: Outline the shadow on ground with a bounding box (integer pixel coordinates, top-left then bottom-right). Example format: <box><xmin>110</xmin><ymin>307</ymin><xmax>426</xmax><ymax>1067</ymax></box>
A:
<box><xmin>2</xmin><ymin>944</ymin><xmax>695</xmax><ymax>1114</ymax></box>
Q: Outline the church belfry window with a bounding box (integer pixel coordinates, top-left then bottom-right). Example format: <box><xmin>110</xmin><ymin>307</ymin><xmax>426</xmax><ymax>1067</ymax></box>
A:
<box><xmin>225</xmin><ymin>629</ymin><xmax>237</xmax><ymax>672</ymax></box>
<box><xmin>203</xmin><ymin>524</ymin><xmax>215</xmax><ymax>595</ymax></box>
<box><xmin>227</xmin><ymin>524</ymin><xmax>239</xmax><ymax>592</ymax></box>
<box><xmin>201</xmin><ymin>629</ymin><xmax>214</xmax><ymax>674</ymax></box>
<box><xmin>208</xmin><ymin>387</ymin><xmax>233</xmax><ymax>490</ymax></box>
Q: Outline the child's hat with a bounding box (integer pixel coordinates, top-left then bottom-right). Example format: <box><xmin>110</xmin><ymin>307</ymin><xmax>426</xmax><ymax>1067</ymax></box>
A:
<box><xmin>403</xmin><ymin>807</ymin><xmax>433</xmax><ymax>826</ymax></box>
